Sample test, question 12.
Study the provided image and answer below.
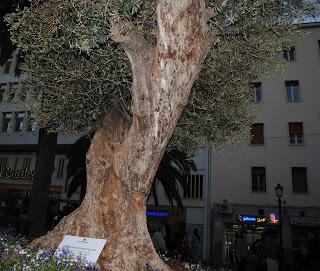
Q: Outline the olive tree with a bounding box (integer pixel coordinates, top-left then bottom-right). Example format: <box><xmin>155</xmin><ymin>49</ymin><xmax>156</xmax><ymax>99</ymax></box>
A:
<box><xmin>6</xmin><ymin>0</ymin><xmax>318</xmax><ymax>270</ymax></box>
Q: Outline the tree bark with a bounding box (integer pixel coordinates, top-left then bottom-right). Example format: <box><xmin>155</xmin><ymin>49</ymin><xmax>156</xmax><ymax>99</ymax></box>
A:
<box><xmin>32</xmin><ymin>1</ymin><xmax>213</xmax><ymax>270</ymax></box>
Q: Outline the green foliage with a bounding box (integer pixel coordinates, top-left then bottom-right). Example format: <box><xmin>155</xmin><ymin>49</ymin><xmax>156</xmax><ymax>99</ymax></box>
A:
<box><xmin>5</xmin><ymin>0</ymin><xmax>320</xmax><ymax>152</ymax></box>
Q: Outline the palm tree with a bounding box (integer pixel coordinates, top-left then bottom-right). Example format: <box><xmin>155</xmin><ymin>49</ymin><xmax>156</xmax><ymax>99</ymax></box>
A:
<box><xmin>1</xmin><ymin>1</ymin><xmax>58</xmax><ymax>237</ymax></box>
<box><xmin>66</xmin><ymin>135</ymin><xmax>196</xmax><ymax>208</ymax></box>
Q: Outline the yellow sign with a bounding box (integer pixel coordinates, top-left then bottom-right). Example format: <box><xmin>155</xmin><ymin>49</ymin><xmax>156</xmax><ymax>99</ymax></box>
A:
<box><xmin>0</xmin><ymin>167</ymin><xmax>34</xmax><ymax>180</ymax></box>
<box><xmin>257</xmin><ymin>217</ymin><xmax>267</xmax><ymax>223</ymax></box>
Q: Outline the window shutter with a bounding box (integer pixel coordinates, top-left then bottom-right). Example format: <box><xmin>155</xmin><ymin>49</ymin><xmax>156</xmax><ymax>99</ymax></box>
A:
<box><xmin>251</xmin><ymin>123</ymin><xmax>264</xmax><ymax>144</ymax></box>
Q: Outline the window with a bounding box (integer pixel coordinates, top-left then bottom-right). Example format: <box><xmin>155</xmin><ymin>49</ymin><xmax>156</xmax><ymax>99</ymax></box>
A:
<box><xmin>251</xmin><ymin>123</ymin><xmax>264</xmax><ymax>145</ymax></box>
<box><xmin>286</xmin><ymin>81</ymin><xmax>300</xmax><ymax>101</ymax></box>
<box><xmin>283</xmin><ymin>47</ymin><xmax>296</xmax><ymax>61</ymax></box>
<box><xmin>3</xmin><ymin>60</ymin><xmax>12</xmax><ymax>74</ymax></box>
<box><xmin>292</xmin><ymin>167</ymin><xmax>308</xmax><ymax>193</ymax></box>
<box><xmin>8</xmin><ymin>82</ymin><xmax>19</xmax><ymax>101</ymax></box>
<box><xmin>2</xmin><ymin>112</ymin><xmax>12</xmax><ymax>132</ymax></box>
<box><xmin>0</xmin><ymin>156</ymin><xmax>8</xmax><ymax>171</ymax></box>
<box><xmin>252</xmin><ymin>82</ymin><xmax>262</xmax><ymax>103</ymax></box>
<box><xmin>56</xmin><ymin>157</ymin><xmax>65</xmax><ymax>179</ymax></box>
<box><xmin>13</xmin><ymin>157</ymin><xmax>19</xmax><ymax>170</ymax></box>
<box><xmin>15</xmin><ymin>112</ymin><xmax>25</xmax><ymax>132</ymax></box>
<box><xmin>289</xmin><ymin>122</ymin><xmax>304</xmax><ymax>145</ymax></box>
<box><xmin>0</xmin><ymin>83</ymin><xmax>6</xmax><ymax>102</ymax></box>
<box><xmin>22</xmin><ymin>157</ymin><xmax>31</xmax><ymax>170</ymax></box>
<box><xmin>184</xmin><ymin>173</ymin><xmax>204</xmax><ymax>199</ymax></box>
<box><xmin>26</xmin><ymin>113</ymin><xmax>36</xmax><ymax>132</ymax></box>
<box><xmin>252</xmin><ymin>167</ymin><xmax>266</xmax><ymax>192</ymax></box>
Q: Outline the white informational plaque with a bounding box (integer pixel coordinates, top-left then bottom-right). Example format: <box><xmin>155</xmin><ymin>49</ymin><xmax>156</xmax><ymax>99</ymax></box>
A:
<box><xmin>58</xmin><ymin>235</ymin><xmax>107</xmax><ymax>264</ymax></box>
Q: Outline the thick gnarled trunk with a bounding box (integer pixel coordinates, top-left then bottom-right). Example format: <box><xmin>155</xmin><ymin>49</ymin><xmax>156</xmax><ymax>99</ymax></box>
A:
<box><xmin>34</xmin><ymin>110</ymin><xmax>169</xmax><ymax>270</ymax></box>
<box><xmin>33</xmin><ymin>1</ymin><xmax>213</xmax><ymax>270</ymax></box>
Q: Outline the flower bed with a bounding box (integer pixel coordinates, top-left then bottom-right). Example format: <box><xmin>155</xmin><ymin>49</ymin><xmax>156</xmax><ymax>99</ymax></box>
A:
<box><xmin>0</xmin><ymin>228</ymin><xmax>223</xmax><ymax>271</ymax></box>
<box><xmin>0</xmin><ymin>228</ymin><xmax>99</xmax><ymax>271</ymax></box>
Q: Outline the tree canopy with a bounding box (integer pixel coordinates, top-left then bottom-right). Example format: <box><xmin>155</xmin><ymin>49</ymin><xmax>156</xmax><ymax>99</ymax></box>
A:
<box><xmin>6</xmin><ymin>0</ymin><xmax>319</xmax><ymax>154</ymax></box>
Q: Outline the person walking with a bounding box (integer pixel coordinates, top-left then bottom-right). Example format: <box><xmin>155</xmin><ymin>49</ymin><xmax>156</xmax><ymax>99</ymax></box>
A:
<box><xmin>262</xmin><ymin>228</ymin><xmax>280</xmax><ymax>271</ymax></box>
<box><xmin>235</xmin><ymin>230</ymin><xmax>249</xmax><ymax>271</ymax></box>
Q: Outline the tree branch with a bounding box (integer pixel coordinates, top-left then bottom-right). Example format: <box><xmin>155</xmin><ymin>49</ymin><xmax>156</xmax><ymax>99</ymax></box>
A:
<box><xmin>206</xmin><ymin>0</ymin><xmax>228</xmax><ymax>19</ymax></box>
<box><xmin>110</xmin><ymin>21</ymin><xmax>153</xmax><ymax>118</ymax></box>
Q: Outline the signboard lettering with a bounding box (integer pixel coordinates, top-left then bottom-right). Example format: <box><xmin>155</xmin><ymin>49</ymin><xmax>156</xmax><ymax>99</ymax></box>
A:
<box><xmin>238</xmin><ymin>214</ymin><xmax>278</xmax><ymax>225</ymax></box>
<box><xmin>290</xmin><ymin>216</ymin><xmax>320</xmax><ymax>227</ymax></box>
<box><xmin>0</xmin><ymin>167</ymin><xmax>34</xmax><ymax>180</ymax></box>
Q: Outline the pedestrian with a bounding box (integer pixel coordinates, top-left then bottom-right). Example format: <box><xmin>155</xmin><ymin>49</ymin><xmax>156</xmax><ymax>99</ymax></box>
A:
<box><xmin>191</xmin><ymin>228</ymin><xmax>201</xmax><ymax>263</ymax></box>
<box><xmin>262</xmin><ymin>228</ymin><xmax>280</xmax><ymax>271</ymax></box>
<box><xmin>152</xmin><ymin>224</ymin><xmax>167</xmax><ymax>253</ymax></box>
<box><xmin>235</xmin><ymin>230</ymin><xmax>248</xmax><ymax>271</ymax></box>
<box><xmin>179</xmin><ymin>232</ymin><xmax>192</xmax><ymax>262</ymax></box>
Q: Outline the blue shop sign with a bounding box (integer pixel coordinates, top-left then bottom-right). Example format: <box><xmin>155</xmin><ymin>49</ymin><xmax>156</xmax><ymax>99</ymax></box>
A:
<box><xmin>237</xmin><ymin>215</ymin><xmax>267</xmax><ymax>224</ymax></box>
<box><xmin>147</xmin><ymin>211</ymin><xmax>169</xmax><ymax>217</ymax></box>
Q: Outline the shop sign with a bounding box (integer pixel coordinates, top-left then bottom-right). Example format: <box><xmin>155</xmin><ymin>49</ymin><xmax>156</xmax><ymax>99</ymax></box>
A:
<box><xmin>238</xmin><ymin>215</ymin><xmax>267</xmax><ymax>224</ymax></box>
<box><xmin>237</xmin><ymin>214</ymin><xmax>279</xmax><ymax>225</ymax></box>
<box><xmin>269</xmin><ymin>213</ymin><xmax>279</xmax><ymax>224</ymax></box>
<box><xmin>0</xmin><ymin>167</ymin><xmax>34</xmax><ymax>180</ymax></box>
<box><xmin>290</xmin><ymin>216</ymin><xmax>320</xmax><ymax>227</ymax></box>
<box><xmin>147</xmin><ymin>211</ymin><xmax>169</xmax><ymax>217</ymax></box>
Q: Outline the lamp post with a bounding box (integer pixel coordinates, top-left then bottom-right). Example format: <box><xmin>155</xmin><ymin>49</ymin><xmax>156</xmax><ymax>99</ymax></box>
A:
<box><xmin>275</xmin><ymin>183</ymin><xmax>284</xmax><ymax>270</ymax></box>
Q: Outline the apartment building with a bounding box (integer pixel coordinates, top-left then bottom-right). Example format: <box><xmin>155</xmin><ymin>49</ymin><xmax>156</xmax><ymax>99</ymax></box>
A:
<box><xmin>0</xmin><ymin>50</ymin><xmax>79</xmax><ymax>215</ymax></box>
<box><xmin>209</xmin><ymin>23</ymin><xmax>320</xmax><ymax>264</ymax></box>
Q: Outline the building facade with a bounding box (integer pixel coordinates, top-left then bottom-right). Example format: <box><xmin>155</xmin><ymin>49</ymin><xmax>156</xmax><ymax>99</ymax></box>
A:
<box><xmin>0</xmin><ymin>50</ymin><xmax>79</xmax><ymax>221</ymax></box>
<box><xmin>209</xmin><ymin>23</ymin><xmax>320</xmax><ymax>265</ymax></box>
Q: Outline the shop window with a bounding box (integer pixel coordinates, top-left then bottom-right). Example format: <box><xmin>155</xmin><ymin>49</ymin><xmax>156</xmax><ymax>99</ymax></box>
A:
<box><xmin>15</xmin><ymin>112</ymin><xmax>25</xmax><ymax>132</ymax></box>
<box><xmin>2</xmin><ymin>112</ymin><xmax>12</xmax><ymax>132</ymax></box>
<box><xmin>292</xmin><ymin>167</ymin><xmax>308</xmax><ymax>193</ymax></box>
<box><xmin>283</xmin><ymin>47</ymin><xmax>296</xmax><ymax>61</ymax></box>
<box><xmin>184</xmin><ymin>173</ymin><xmax>204</xmax><ymax>200</ymax></box>
<box><xmin>251</xmin><ymin>123</ymin><xmax>264</xmax><ymax>145</ymax></box>
<box><xmin>289</xmin><ymin>122</ymin><xmax>304</xmax><ymax>145</ymax></box>
<box><xmin>286</xmin><ymin>81</ymin><xmax>300</xmax><ymax>102</ymax></box>
<box><xmin>252</xmin><ymin>167</ymin><xmax>266</xmax><ymax>192</ymax></box>
<box><xmin>56</xmin><ymin>157</ymin><xmax>65</xmax><ymax>179</ymax></box>
<box><xmin>252</xmin><ymin>82</ymin><xmax>262</xmax><ymax>103</ymax></box>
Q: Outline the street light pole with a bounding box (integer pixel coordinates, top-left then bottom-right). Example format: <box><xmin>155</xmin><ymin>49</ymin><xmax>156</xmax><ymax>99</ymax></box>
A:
<box><xmin>275</xmin><ymin>183</ymin><xmax>284</xmax><ymax>271</ymax></box>
<box><xmin>278</xmin><ymin>197</ymin><xmax>283</xmax><ymax>251</ymax></box>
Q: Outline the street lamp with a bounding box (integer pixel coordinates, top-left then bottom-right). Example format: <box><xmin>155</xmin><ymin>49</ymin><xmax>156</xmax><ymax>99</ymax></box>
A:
<box><xmin>275</xmin><ymin>184</ymin><xmax>284</xmax><ymax>270</ymax></box>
